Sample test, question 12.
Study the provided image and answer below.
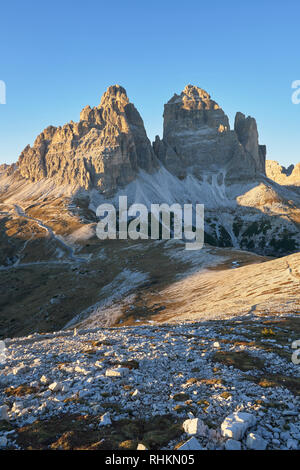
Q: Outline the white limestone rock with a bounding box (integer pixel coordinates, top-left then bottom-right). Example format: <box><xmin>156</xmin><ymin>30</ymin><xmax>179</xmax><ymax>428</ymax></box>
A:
<box><xmin>0</xmin><ymin>436</ymin><xmax>7</xmax><ymax>447</ymax></box>
<box><xmin>183</xmin><ymin>418</ymin><xmax>208</xmax><ymax>436</ymax></box>
<box><xmin>48</xmin><ymin>382</ymin><xmax>63</xmax><ymax>392</ymax></box>
<box><xmin>137</xmin><ymin>443</ymin><xmax>148</xmax><ymax>450</ymax></box>
<box><xmin>40</xmin><ymin>375</ymin><xmax>49</xmax><ymax>385</ymax></box>
<box><xmin>12</xmin><ymin>363</ymin><xmax>29</xmax><ymax>375</ymax></box>
<box><xmin>105</xmin><ymin>367</ymin><xmax>129</xmax><ymax>377</ymax></box>
<box><xmin>0</xmin><ymin>405</ymin><xmax>9</xmax><ymax>421</ymax></box>
<box><xmin>225</xmin><ymin>439</ymin><xmax>242</xmax><ymax>450</ymax></box>
<box><xmin>287</xmin><ymin>439</ymin><xmax>299</xmax><ymax>450</ymax></box>
<box><xmin>221</xmin><ymin>412</ymin><xmax>256</xmax><ymax>440</ymax></box>
<box><xmin>177</xmin><ymin>437</ymin><xmax>203</xmax><ymax>450</ymax></box>
<box><xmin>246</xmin><ymin>432</ymin><xmax>267</xmax><ymax>450</ymax></box>
<box><xmin>99</xmin><ymin>412</ymin><xmax>112</xmax><ymax>426</ymax></box>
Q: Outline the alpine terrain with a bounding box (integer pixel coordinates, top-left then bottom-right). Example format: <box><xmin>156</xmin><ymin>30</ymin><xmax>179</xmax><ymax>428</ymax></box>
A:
<box><xmin>0</xmin><ymin>84</ymin><xmax>299</xmax><ymax>451</ymax></box>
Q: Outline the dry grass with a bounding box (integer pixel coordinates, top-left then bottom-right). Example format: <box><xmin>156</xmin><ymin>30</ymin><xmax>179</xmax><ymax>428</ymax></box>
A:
<box><xmin>16</xmin><ymin>413</ymin><xmax>184</xmax><ymax>450</ymax></box>
<box><xmin>211</xmin><ymin>350</ymin><xmax>265</xmax><ymax>372</ymax></box>
<box><xmin>247</xmin><ymin>374</ymin><xmax>300</xmax><ymax>396</ymax></box>
<box><xmin>111</xmin><ymin>359</ymin><xmax>139</xmax><ymax>370</ymax></box>
<box><xmin>199</xmin><ymin>377</ymin><xmax>223</xmax><ymax>386</ymax></box>
<box><xmin>220</xmin><ymin>391</ymin><xmax>232</xmax><ymax>399</ymax></box>
<box><xmin>5</xmin><ymin>384</ymin><xmax>39</xmax><ymax>397</ymax></box>
<box><xmin>172</xmin><ymin>393</ymin><xmax>190</xmax><ymax>402</ymax></box>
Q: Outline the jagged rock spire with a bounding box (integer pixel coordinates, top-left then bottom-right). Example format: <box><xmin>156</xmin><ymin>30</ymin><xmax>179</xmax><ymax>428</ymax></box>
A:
<box><xmin>17</xmin><ymin>85</ymin><xmax>157</xmax><ymax>192</ymax></box>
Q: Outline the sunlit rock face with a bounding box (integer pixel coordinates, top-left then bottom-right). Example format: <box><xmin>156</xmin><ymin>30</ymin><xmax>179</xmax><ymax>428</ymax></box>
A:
<box><xmin>153</xmin><ymin>85</ymin><xmax>266</xmax><ymax>183</ymax></box>
<box><xmin>17</xmin><ymin>85</ymin><xmax>158</xmax><ymax>194</ymax></box>
<box><xmin>16</xmin><ymin>83</ymin><xmax>266</xmax><ymax>194</ymax></box>
<box><xmin>266</xmin><ymin>160</ymin><xmax>300</xmax><ymax>186</ymax></box>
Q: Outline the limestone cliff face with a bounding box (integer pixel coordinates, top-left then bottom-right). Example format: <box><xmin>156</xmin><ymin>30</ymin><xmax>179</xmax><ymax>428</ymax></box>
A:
<box><xmin>153</xmin><ymin>85</ymin><xmax>266</xmax><ymax>182</ymax></box>
<box><xmin>17</xmin><ymin>85</ymin><xmax>157</xmax><ymax>194</ymax></box>
<box><xmin>15</xmin><ymin>83</ymin><xmax>266</xmax><ymax>194</ymax></box>
<box><xmin>266</xmin><ymin>160</ymin><xmax>300</xmax><ymax>186</ymax></box>
<box><xmin>234</xmin><ymin>112</ymin><xmax>266</xmax><ymax>174</ymax></box>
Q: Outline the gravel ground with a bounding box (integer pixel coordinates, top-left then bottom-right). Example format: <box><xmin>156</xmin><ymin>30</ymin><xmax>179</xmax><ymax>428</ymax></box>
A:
<box><xmin>0</xmin><ymin>314</ymin><xmax>300</xmax><ymax>450</ymax></box>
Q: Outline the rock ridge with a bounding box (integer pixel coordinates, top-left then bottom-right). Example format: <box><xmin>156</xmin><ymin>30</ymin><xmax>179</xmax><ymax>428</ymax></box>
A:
<box><xmin>17</xmin><ymin>85</ymin><xmax>158</xmax><ymax>194</ymax></box>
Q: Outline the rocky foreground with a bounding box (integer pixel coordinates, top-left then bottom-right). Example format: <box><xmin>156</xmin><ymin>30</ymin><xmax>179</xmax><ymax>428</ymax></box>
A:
<box><xmin>0</xmin><ymin>314</ymin><xmax>300</xmax><ymax>450</ymax></box>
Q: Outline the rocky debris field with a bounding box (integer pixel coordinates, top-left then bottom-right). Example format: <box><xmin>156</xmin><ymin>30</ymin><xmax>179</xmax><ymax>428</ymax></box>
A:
<box><xmin>0</xmin><ymin>314</ymin><xmax>300</xmax><ymax>450</ymax></box>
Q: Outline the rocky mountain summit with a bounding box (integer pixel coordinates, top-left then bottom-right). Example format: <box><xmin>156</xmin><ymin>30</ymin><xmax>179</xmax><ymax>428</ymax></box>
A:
<box><xmin>0</xmin><ymin>84</ymin><xmax>300</xmax><ymax>261</ymax></box>
<box><xmin>153</xmin><ymin>85</ymin><xmax>266</xmax><ymax>183</ymax></box>
<box><xmin>4</xmin><ymin>84</ymin><xmax>266</xmax><ymax>193</ymax></box>
<box><xmin>266</xmin><ymin>160</ymin><xmax>300</xmax><ymax>186</ymax></box>
<box><xmin>0</xmin><ymin>85</ymin><xmax>300</xmax><ymax>451</ymax></box>
<box><xmin>17</xmin><ymin>85</ymin><xmax>158</xmax><ymax>194</ymax></box>
<box><xmin>0</xmin><ymin>84</ymin><xmax>300</xmax><ymax>339</ymax></box>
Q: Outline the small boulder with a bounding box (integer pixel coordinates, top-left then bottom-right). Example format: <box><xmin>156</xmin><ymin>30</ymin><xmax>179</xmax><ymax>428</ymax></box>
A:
<box><xmin>137</xmin><ymin>443</ymin><xmax>148</xmax><ymax>450</ymax></box>
<box><xmin>177</xmin><ymin>437</ymin><xmax>203</xmax><ymax>450</ymax></box>
<box><xmin>40</xmin><ymin>375</ymin><xmax>49</xmax><ymax>385</ymax></box>
<box><xmin>225</xmin><ymin>439</ymin><xmax>242</xmax><ymax>450</ymax></box>
<box><xmin>12</xmin><ymin>364</ymin><xmax>29</xmax><ymax>375</ymax></box>
<box><xmin>221</xmin><ymin>412</ymin><xmax>256</xmax><ymax>440</ymax></box>
<box><xmin>99</xmin><ymin>412</ymin><xmax>112</xmax><ymax>426</ymax></box>
<box><xmin>246</xmin><ymin>432</ymin><xmax>267</xmax><ymax>450</ymax></box>
<box><xmin>0</xmin><ymin>405</ymin><xmax>9</xmax><ymax>421</ymax></box>
<box><xmin>48</xmin><ymin>382</ymin><xmax>63</xmax><ymax>392</ymax></box>
<box><xmin>287</xmin><ymin>439</ymin><xmax>299</xmax><ymax>450</ymax></box>
<box><xmin>0</xmin><ymin>436</ymin><xmax>7</xmax><ymax>447</ymax></box>
<box><xmin>105</xmin><ymin>367</ymin><xmax>129</xmax><ymax>378</ymax></box>
<box><xmin>183</xmin><ymin>418</ymin><xmax>208</xmax><ymax>436</ymax></box>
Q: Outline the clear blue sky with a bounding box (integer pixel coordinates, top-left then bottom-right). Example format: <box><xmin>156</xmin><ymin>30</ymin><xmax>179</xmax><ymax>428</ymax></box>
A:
<box><xmin>0</xmin><ymin>0</ymin><xmax>299</xmax><ymax>167</ymax></box>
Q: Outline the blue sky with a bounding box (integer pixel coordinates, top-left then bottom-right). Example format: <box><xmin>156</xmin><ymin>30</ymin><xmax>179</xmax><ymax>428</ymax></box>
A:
<box><xmin>0</xmin><ymin>0</ymin><xmax>299</xmax><ymax>167</ymax></box>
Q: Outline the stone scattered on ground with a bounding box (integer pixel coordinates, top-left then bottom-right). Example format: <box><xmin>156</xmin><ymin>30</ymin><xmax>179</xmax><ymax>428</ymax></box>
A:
<box><xmin>137</xmin><ymin>443</ymin><xmax>148</xmax><ymax>450</ymax></box>
<box><xmin>177</xmin><ymin>437</ymin><xmax>203</xmax><ymax>450</ymax></box>
<box><xmin>246</xmin><ymin>432</ymin><xmax>267</xmax><ymax>450</ymax></box>
<box><xmin>183</xmin><ymin>418</ymin><xmax>208</xmax><ymax>436</ymax></box>
<box><xmin>99</xmin><ymin>412</ymin><xmax>112</xmax><ymax>426</ymax></box>
<box><xmin>0</xmin><ymin>315</ymin><xmax>299</xmax><ymax>450</ymax></box>
<box><xmin>225</xmin><ymin>439</ymin><xmax>242</xmax><ymax>450</ymax></box>
<box><xmin>221</xmin><ymin>412</ymin><xmax>256</xmax><ymax>440</ymax></box>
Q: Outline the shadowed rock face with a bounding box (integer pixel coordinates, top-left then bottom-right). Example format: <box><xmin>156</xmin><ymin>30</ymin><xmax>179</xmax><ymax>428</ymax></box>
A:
<box><xmin>234</xmin><ymin>112</ymin><xmax>266</xmax><ymax>174</ymax></box>
<box><xmin>153</xmin><ymin>85</ymin><xmax>266</xmax><ymax>183</ymax></box>
<box><xmin>17</xmin><ymin>85</ymin><xmax>158</xmax><ymax>194</ymax></box>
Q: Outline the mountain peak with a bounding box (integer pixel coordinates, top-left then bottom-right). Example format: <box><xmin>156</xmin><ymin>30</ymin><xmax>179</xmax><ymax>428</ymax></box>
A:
<box><xmin>155</xmin><ymin>85</ymin><xmax>266</xmax><ymax>182</ymax></box>
<box><xmin>16</xmin><ymin>85</ymin><xmax>156</xmax><ymax>192</ymax></box>
<box><xmin>266</xmin><ymin>160</ymin><xmax>300</xmax><ymax>185</ymax></box>
<box><xmin>99</xmin><ymin>84</ymin><xmax>128</xmax><ymax>106</ymax></box>
<box><xmin>166</xmin><ymin>85</ymin><xmax>219</xmax><ymax>112</ymax></box>
<box><xmin>183</xmin><ymin>84</ymin><xmax>211</xmax><ymax>100</ymax></box>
